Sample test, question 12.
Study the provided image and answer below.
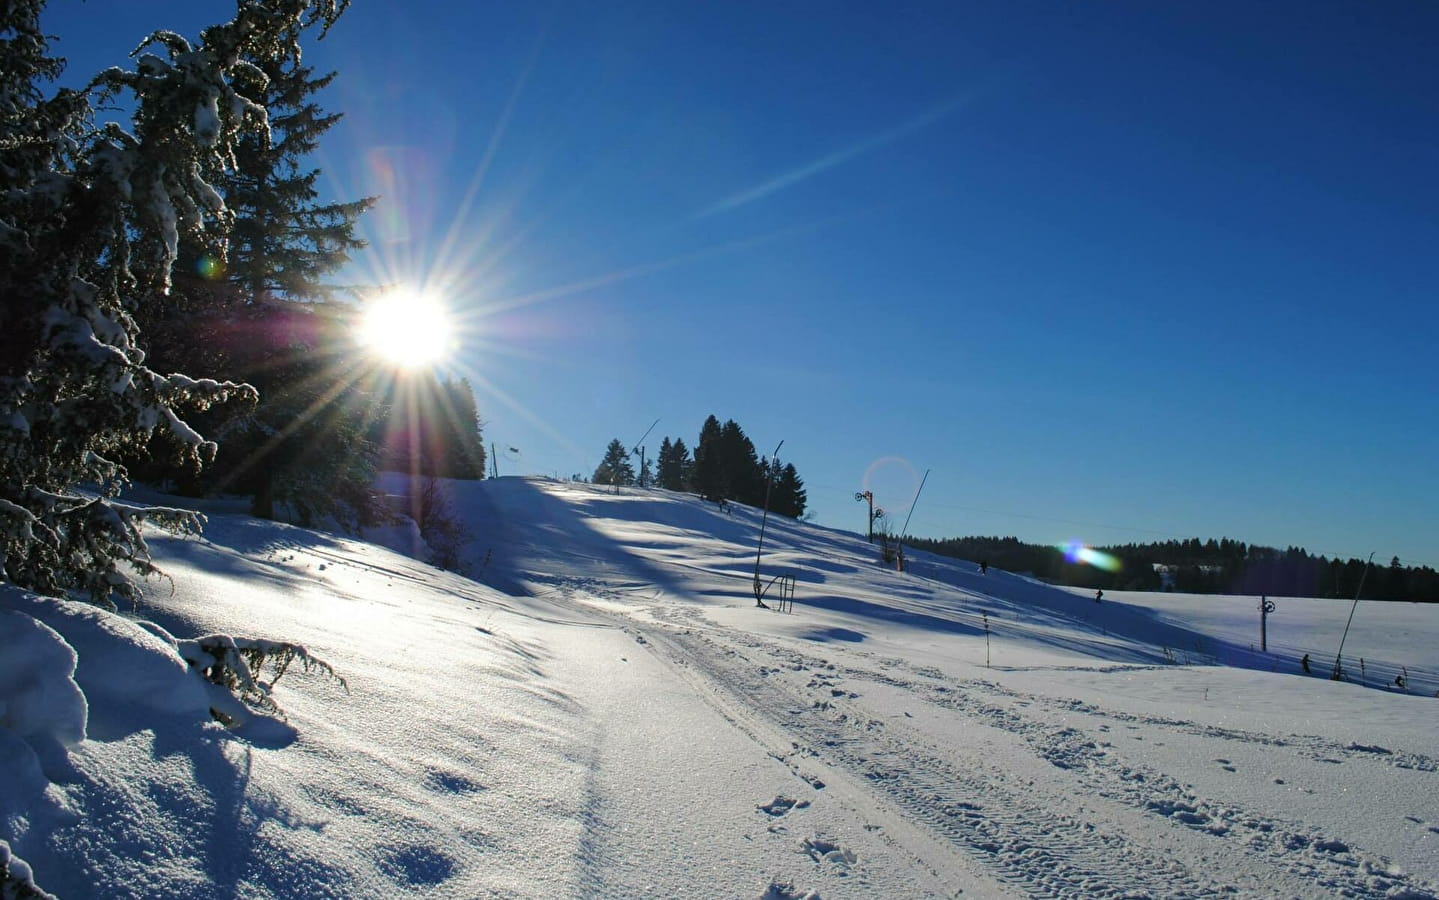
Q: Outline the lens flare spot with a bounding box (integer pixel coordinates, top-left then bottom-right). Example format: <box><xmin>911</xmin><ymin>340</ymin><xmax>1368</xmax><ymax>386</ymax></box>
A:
<box><xmin>195</xmin><ymin>255</ymin><xmax>225</xmax><ymax>280</ymax></box>
<box><xmin>1061</xmin><ymin>540</ymin><xmax>1122</xmax><ymax>572</ymax></box>
<box><xmin>861</xmin><ymin>456</ymin><xmax>921</xmax><ymax>515</ymax></box>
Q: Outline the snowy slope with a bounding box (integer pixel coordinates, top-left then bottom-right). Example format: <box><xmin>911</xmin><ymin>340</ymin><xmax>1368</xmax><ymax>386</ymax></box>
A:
<box><xmin>2</xmin><ymin>476</ymin><xmax>1436</xmax><ymax>899</ymax></box>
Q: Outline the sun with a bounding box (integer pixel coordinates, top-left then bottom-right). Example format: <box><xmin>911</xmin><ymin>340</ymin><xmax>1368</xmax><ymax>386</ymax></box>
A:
<box><xmin>359</xmin><ymin>289</ymin><xmax>454</xmax><ymax>367</ymax></box>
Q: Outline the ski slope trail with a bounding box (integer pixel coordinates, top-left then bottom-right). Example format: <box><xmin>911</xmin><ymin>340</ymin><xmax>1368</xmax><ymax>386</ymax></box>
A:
<box><xmin>15</xmin><ymin>474</ymin><xmax>1424</xmax><ymax>899</ymax></box>
<box><xmin>605</xmin><ymin>600</ymin><xmax>1433</xmax><ymax>898</ymax></box>
<box><xmin>423</xmin><ymin>477</ymin><xmax>1437</xmax><ymax>898</ymax></box>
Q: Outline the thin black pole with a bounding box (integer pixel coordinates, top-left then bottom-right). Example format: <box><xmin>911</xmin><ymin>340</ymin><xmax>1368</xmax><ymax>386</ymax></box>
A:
<box><xmin>1259</xmin><ymin>596</ymin><xmax>1274</xmax><ymax>652</ymax></box>
<box><xmin>894</xmin><ymin>469</ymin><xmax>930</xmax><ymax>573</ymax></box>
<box><xmin>630</xmin><ymin>418</ymin><xmax>659</xmax><ymax>453</ymax></box>
<box><xmin>898</xmin><ymin>468</ymin><xmax>930</xmax><ymax>541</ymax></box>
<box><xmin>753</xmin><ymin>439</ymin><xmax>784</xmax><ymax>607</ymax></box>
<box><xmin>1332</xmin><ymin>552</ymin><xmax>1373</xmax><ymax>680</ymax></box>
<box><xmin>629</xmin><ymin>418</ymin><xmax>658</xmax><ymax>490</ymax></box>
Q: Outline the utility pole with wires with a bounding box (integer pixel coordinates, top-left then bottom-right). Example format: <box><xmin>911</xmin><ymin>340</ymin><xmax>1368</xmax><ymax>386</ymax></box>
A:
<box><xmin>855</xmin><ymin>490</ymin><xmax>875</xmax><ymax>542</ymax></box>
<box><xmin>1259</xmin><ymin>596</ymin><xmax>1275</xmax><ymax>653</ymax></box>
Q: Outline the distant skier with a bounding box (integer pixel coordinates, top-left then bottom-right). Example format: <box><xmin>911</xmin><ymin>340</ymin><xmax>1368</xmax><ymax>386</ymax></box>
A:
<box><xmin>1095</xmin><ymin>589</ymin><xmax>1103</xmax><ymax>603</ymax></box>
<box><xmin>1301</xmin><ymin>653</ymin><xmax>1311</xmax><ymax>674</ymax></box>
<box><xmin>1394</xmin><ymin>673</ymin><xmax>1406</xmax><ymax>690</ymax></box>
<box><xmin>980</xmin><ymin>560</ymin><xmax>989</xmax><ymax>575</ymax></box>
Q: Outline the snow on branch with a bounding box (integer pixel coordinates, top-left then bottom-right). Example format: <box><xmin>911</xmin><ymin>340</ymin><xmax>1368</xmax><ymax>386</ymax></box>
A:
<box><xmin>1</xmin><ymin>0</ymin><xmax>346</xmax><ymax>613</ymax></box>
<box><xmin>175</xmin><ymin>634</ymin><xmax>347</xmax><ymax>726</ymax></box>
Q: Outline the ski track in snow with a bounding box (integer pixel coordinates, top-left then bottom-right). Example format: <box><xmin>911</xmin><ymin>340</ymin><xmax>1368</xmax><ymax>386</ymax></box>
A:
<box><xmin>590</xmin><ymin>596</ymin><xmax>1436</xmax><ymax>899</ymax></box>
<box><xmin>270</xmin><ymin>482</ymin><xmax>1439</xmax><ymax>898</ymax></box>
<box><xmin>21</xmin><ymin>480</ymin><xmax>1432</xmax><ymax>899</ymax></box>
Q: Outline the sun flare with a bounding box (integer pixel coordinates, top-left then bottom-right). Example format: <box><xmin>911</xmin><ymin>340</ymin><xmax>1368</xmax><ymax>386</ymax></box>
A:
<box><xmin>359</xmin><ymin>289</ymin><xmax>453</xmax><ymax>368</ymax></box>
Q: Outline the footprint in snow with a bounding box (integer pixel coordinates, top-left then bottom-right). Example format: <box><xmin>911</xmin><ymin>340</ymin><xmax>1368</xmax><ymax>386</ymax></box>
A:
<box><xmin>424</xmin><ymin>769</ymin><xmax>486</xmax><ymax>795</ymax></box>
<box><xmin>755</xmin><ymin>881</ymin><xmax>822</xmax><ymax>900</ymax></box>
<box><xmin>802</xmin><ymin>836</ymin><xmax>856</xmax><ymax>869</ymax></box>
<box><xmin>758</xmin><ymin>796</ymin><xmax>810</xmax><ymax>817</ymax></box>
<box><xmin>376</xmin><ymin>845</ymin><xmax>454</xmax><ymax>887</ymax></box>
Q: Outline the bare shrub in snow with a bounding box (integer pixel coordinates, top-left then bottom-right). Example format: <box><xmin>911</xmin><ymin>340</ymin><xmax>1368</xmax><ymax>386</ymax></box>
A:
<box><xmin>410</xmin><ymin>476</ymin><xmax>471</xmax><ymax>573</ymax></box>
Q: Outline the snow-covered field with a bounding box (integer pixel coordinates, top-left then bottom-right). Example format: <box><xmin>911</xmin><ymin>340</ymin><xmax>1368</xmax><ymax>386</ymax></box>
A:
<box><xmin>3</xmin><ymin>476</ymin><xmax>1436</xmax><ymax>898</ymax></box>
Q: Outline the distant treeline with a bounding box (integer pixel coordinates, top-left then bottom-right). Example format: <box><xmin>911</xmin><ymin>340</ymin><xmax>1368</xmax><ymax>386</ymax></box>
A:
<box><xmin>587</xmin><ymin>415</ymin><xmax>807</xmax><ymax>518</ymax></box>
<box><xmin>907</xmin><ymin>535</ymin><xmax>1439</xmax><ymax>602</ymax></box>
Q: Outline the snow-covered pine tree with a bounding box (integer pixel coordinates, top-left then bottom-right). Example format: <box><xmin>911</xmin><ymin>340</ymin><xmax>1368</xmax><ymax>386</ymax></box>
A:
<box><xmin>227</xmin><ymin>53</ymin><xmax>373</xmax><ymax>302</ymax></box>
<box><xmin>132</xmin><ymin>20</ymin><xmax>381</xmax><ymax>525</ymax></box>
<box><xmin>0</xmin><ymin>0</ymin><xmax>349</xmax><ymax>605</ymax></box>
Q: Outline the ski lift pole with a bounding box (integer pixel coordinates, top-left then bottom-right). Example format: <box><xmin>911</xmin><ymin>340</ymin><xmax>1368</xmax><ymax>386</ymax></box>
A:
<box><xmin>630</xmin><ymin>418</ymin><xmax>658</xmax><ymax>489</ymax></box>
<box><xmin>854</xmin><ymin>490</ymin><xmax>874</xmax><ymax>542</ymax></box>
<box><xmin>1259</xmin><ymin>596</ymin><xmax>1275</xmax><ymax>652</ymax></box>
<box><xmin>896</xmin><ymin>468</ymin><xmax>930</xmax><ymax>571</ymax></box>
<box><xmin>983</xmin><ymin>611</ymin><xmax>991</xmax><ymax>668</ymax></box>
<box><xmin>1332</xmin><ymin>552</ymin><xmax>1374</xmax><ymax>680</ymax></box>
<box><xmin>753</xmin><ymin>440</ymin><xmax>784</xmax><ymax>606</ymax></box>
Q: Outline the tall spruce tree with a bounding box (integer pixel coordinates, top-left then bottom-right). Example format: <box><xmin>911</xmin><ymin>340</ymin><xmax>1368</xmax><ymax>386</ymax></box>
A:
<box><xmin>375</xmin><ymin>373</ymin><xmax>486</xmax><ymax>480</ymax></box>
<box><xmin>0</xmin><ymin>0</ymin><xmax>347</xmax><ymax>604</ymax></box>
<box><xmin>673</xmin><ymin>437</ymin><xmax>693</xmax><ymax>490</ymax></box>
<box><xmin>592</xmin><ymin>438</ymin><xmax>635</xmax><ymax>486</ymax></box>
<box><xmin>718</xmin><ymin>419</ymin><xmax>764</xmax><ymax>506</ymax></box>
<box><xmin>773</xmin><ymin>462</ymin><xmax>807</xmax><ymax>518</ymax></box>
<box><xmin>437</xmin><ymin>376</ymin><xmax>486</xmax><ymax>479</ymax></box>
<box><xmin>692</xmin><ymin>415</ymin><xmax>725</xmax><ymax>500</ymax></box>
<box><xmin>656</xmin><ymin>436</ymin><xmax>676</xmax><ymax>488</ymax></box>
<box><xmin>136</xmin><ymin>19</ymin><xmax>381</xmax><ymax>522</ymax></box>
<box><xmin>226</xmin><ymin>55</ymin><xmax>373</xmax><ymax>301</ymax></box>
<box><xmin>655</xmin><ymin>435</ymin><xmax>694</xmax><ymax>491</ymax></box>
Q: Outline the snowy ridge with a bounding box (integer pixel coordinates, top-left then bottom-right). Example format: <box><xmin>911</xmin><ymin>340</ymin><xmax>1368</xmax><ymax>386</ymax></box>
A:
<box><xmin>0</xmin><ymin>475</ymin><xmax>1434</xmax><ymax>898</ymax></box>
<box><xmin>436</xmin><ymin>475</ymin><xmax>1436</xmax><ymax>696</ymax></box>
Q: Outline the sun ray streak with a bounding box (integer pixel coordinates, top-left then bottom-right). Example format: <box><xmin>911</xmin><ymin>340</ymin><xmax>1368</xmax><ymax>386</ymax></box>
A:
<box><xmin>210</xmin><ymin>355</ymin><xmax>375</xmax><ymax>495</ymax></box>
<box><xmin>455</xmin><ymin>368</ymin><xmax>587</xmax><ymax>464</ymax></box>
<box><xmin>432</xmin><ymin>19</ymin><xmax>551</xmax><ymax>279</ymax></box>
<box><xmin>693</xmin><ymin>93</ymin><xmax>976</xmax><ymax>219</ymax></box>
<box><xmin>484</xmin><ymin>211</ymin><xmax>867</xmax><ymax>314</ymax></box>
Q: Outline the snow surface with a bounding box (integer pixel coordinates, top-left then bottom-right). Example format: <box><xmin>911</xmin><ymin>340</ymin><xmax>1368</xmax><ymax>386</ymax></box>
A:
<box><xmin>2</xmin><ymin>475</ymin><xmax>1436</xmax><ymax>898</ymax></box>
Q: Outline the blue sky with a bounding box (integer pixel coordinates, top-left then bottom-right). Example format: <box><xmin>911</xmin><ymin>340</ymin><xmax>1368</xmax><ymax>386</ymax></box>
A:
<box><xmin>44</xmin><ymin>1</ymin><xmax>1438</xmax><ymax>567</ymax></box>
